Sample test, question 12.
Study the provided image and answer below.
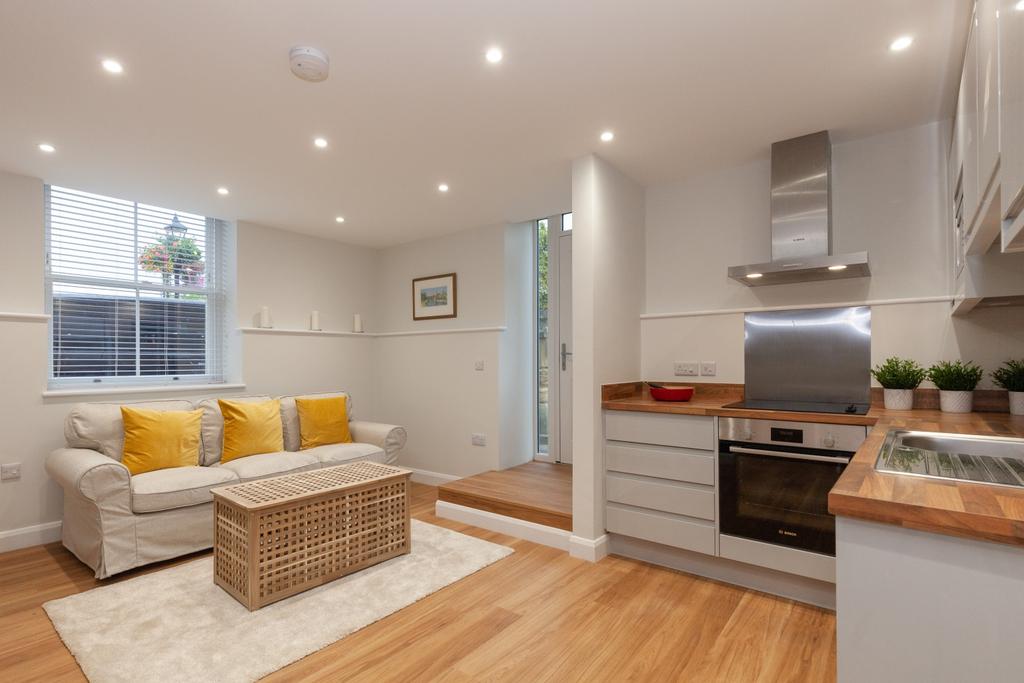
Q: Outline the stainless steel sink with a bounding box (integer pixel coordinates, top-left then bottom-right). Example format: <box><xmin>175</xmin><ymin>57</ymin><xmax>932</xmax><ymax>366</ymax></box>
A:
<box><xmin>875</xmin><ymin>430</ymin><xmax>1024</xmax><ymax>488</ymax></box>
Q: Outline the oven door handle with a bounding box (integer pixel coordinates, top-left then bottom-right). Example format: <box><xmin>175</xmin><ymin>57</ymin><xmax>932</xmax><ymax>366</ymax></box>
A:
<box><xmin>726</xmin><ymin>445</ymin><xmax>851</xmax><ymax>464</ymax></box>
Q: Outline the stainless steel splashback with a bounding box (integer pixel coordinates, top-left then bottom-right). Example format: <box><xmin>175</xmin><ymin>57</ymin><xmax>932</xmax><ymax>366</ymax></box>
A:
<box><xmin>744</xmin><ymin>306</ymin><xmax>871</xmax><ymax>409</ymax></box>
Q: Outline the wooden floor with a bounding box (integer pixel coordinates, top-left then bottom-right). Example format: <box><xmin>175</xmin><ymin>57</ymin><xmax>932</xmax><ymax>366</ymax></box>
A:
<box><xmin>438</xmin><ymin>461</ymin><xmax>573</xmax><ymax>530</ymax></box>
<box><xmin>0</xmin><ymin>483</ymin><xmax>837</xmax><ymax>682</ymax></box>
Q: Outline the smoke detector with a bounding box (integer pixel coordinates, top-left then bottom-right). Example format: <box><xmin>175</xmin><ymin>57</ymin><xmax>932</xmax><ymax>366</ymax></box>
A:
<box><xmin>289</xmin><ymin>46</ymin><xmax>329</xmax><ymax>82</ymax></box>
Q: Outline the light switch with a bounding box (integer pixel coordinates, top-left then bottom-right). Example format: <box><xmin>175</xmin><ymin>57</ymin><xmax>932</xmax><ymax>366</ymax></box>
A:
<box><xmin>700</xmin><ymin>361</ymin><xmax>717</xmax><ymax>377</ymax></box>
<box><xmin>474</xmin><ymin>360</ymin><xmax>485</xmax><ymax>371</ymax></box>
<box><xmin>1</xmin><ymin>463</ymin><xmax>21</xmax><ymax>481</ymax></box>
<box><xmin>471</xmin><ymin>433</ymin><xmax>487</xmax><ymax>447</ymax></box>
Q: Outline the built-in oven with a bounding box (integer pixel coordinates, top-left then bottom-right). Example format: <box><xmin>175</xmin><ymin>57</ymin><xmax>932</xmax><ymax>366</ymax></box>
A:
<box><xmin>718</xmin><ymin>417</ymin><xmax>867</xmax><ymax>557</ymax></box>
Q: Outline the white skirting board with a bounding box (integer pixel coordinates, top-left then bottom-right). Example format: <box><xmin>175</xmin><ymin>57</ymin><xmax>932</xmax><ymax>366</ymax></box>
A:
<box><xmin>569</xmin><ymin>534</ymin><xmax>609</xmax><ymax>562</ymax></box>
<box><xmin>0</xmin><ymin>520</ymin><xmax>62</xmax><ymax>553</ymax></box>
<box><xmin>435</xmin><ymin>500</ymin><xmax>571</xmax><ymax>551</ymax></box>
<box><xmin>608</xmin><ymin>533</ymin><xmax>837</xmax><ymax>610</ymax></box>
<box><xmin>406</xmin><ymin>468</ymin><xmax>460</xmax><ymax>486</ymax></box>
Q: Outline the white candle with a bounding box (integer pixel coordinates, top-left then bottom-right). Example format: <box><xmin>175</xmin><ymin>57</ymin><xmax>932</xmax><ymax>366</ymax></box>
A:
<box><xmin>259</xmin><ymin>306</ymin><xmax>271</xmax><ymax>328</ymax></box>
<box><xmin>353</xmin><ymin>313</ymin><xmax>363</xmax><ymax>333</ymax></box>
<box><xmin>310</xmin><ymin>310</ymin><xmax>320</xmax><ymax>330</ymax></box>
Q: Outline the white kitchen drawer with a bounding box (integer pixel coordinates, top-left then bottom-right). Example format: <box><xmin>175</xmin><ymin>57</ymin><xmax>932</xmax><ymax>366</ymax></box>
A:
<box><xmin>606</xmin><ymin>472</ymin><xmax>714</xmax><ymax>520</ymax></box>
<box><xmin>604</xmin><ymin>411</ymin><xmax>714</xmax><ymax>451</ymax></box>
<box><xmin>605</xmin><ymin>441</ymin><xmax>714</xmax><ymax>485</ymax></box>
<box><xmin>605</xmin><ymin>502</ymin><xmax>715</xmax><ymax>555</ymax></box>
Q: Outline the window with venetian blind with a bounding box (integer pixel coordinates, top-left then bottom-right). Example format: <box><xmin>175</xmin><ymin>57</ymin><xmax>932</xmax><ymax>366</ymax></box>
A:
<box><xmin>45</xmin><ymin>185</ymin><xmax>228</xmax><ymax>388</ymax></box>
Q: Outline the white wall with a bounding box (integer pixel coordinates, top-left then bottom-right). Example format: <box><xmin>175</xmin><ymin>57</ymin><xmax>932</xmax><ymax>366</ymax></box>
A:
<box><xmin>0</xmin><ymin>171</ymin><xmax>44</xmax><ymax>313</ymax></box>
<box><xmin>235</xmin><ymin>220</ymin><xmax>379</xmax><ymax>407</ymax></box>
<box><xmin>571</xmin><ymin>155</ymin><xmax>646</xmax><ymax>542</ymax></box>
<box><xmin>236</xmin><ymin>221</ymin><xmax>379</xmax><ymax>332</ymax></box>
<box><xmin>642</xmin><ymin>122</ymin><xmax>1024</xmax><ymax>388</ymax></box>
<box><xmin>499</xmin><ymin>223</ymin><xmax>534</xmax><ymax>470</ymax></box>
<box><xmin>371</xmin><ymin>223</ymin><xmax>534</xmax><ymax>478</ymax></box>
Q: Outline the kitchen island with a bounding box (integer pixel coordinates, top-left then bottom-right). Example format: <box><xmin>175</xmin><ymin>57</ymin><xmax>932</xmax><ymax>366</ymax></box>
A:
<box><xmin>604</xmin><ymin>382</ymin><xmax>1024</xmax><ymax>683</ymax></box>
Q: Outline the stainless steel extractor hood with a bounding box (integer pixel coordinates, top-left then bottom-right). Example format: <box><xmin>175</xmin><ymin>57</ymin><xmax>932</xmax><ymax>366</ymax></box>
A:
<box><xmin>728</xmin><ymin>131</ymin><xmax>870</xmax><ymax>286</ymax></box>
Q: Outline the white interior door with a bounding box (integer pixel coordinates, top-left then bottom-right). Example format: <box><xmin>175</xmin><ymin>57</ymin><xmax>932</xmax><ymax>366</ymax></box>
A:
<box><xmin>556</xmin><ymin>231</ymin><xmax>572</xmax><ymax>463</ymax></box>
<box><xmin>536</xmin><ymin>213</ymin><xmax>572</xmax><ymax>464</ymax></box>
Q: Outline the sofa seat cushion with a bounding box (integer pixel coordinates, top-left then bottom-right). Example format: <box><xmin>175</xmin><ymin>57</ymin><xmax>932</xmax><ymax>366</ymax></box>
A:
<box><xmin>215</xmin><ymin>451</ymin><xmax>320</xmax><ymax>482</ymax></box>
<box><xmin>130</xmin><ymin>466</ymin><xmax>239</xmax><ymax>513</ymax></box>
<box><xmin>306</xmin><ymin>442</ymin><xmax>386</xmax><ymax>467</ymax></box>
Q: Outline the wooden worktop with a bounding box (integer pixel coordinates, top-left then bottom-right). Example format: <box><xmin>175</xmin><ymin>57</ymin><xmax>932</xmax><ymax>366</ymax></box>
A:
<box><xmin>603</xmin><ymin>382</ymin><xmax>1024</xmax><ymax>548</ymax></box>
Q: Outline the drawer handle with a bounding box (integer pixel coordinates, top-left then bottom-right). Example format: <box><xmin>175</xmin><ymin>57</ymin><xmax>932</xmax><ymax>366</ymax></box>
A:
<box><xmin>1008</xmin><ymin>186</ymin><xmax>1024</xmax><ymax>221</ymax></box>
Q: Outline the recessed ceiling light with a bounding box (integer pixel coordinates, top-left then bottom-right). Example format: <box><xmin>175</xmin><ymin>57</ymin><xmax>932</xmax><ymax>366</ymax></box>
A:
<box><xmin>38</xmin><ymin>143</ymin><xmax>56</xmax><ymax>153</ymax></box>
<box><xmin>101</xmin><ymin>58</ymin><xmax>124</xmax><ymax>74</ymax></box>
<box><xmin>313</xmin><ymin>137</ymin><xmax>328</xmax><ymax>149</ymax></box>
<box><xmin>335</xmin><ymin>216</ymin><xmax>345</xmax><ymax>223</ymax></box>
<box><xmin>746</xmin><ymin>273</ymin><xmax>763</xmax><ymax>279</ymax></box>
<box><xmin>889</xmin><ymin>35</ymin><xmax>914</xmax><ymax>52</ymax></box>
<box><xmin>217</xmin><ymin>187</ymin><xmax>229</xmax><ymax>196</ymax></box>
<box><xmin>485</xmin><ymin>47</ymin><xmax>503</xmax><ymax>64</ymax></box>
<box><xmin>828</xmin><ymin>264</ymin><xmax>848</xmax><ymax>271</ymax></box>
<box><xmin>438</xmin><ymin>183</ymin><xmax>449</xmax><ymax>193</ymax></box>
<box><xmin>600</xmin><ymin>130</ymin><xmax>615</xmax><ymax>142</ymax></box>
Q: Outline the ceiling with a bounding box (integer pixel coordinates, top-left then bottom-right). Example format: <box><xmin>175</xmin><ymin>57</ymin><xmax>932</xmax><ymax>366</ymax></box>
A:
<box><xmin>0</xmin><ymin>0</ymin><xmax>968</xmax><ymax>248</ymax></box>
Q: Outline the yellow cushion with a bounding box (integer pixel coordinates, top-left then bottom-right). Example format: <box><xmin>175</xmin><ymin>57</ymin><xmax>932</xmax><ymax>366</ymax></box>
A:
<box><xmin>296</xmin><ymin>396</ymin><xmax>353</xmax><ymax>450</ymax></box>
<box><xmin>219</xmin><ymin>399</ymin><xmax>284</xmax><ymax>463</ymax></box>
<box><xmin>121</xmin><ymin>407</ymin><xmax>202</xmax><ymax>476</ymax></box>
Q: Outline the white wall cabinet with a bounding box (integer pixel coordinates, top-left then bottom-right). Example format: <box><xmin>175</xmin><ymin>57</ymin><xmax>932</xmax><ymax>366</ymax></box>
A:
<box><xmin>949</xmin><ymin>2</ymin><xmax>1024</xmax><ymax>313</ymax></box>
<box><xmin>1001</xmin><ymin>0</ymin><xmax>1024</xmax><ymax>251</ymax></box>
<box><xmin>953</xmin><ymin>17</ymin><xmax>980</xmax><ymax>245</ymax></box>
<box><xmin>977</xmin><ymin>0</ymin><xmax>1001</xmax><ymax>197</ymax></box>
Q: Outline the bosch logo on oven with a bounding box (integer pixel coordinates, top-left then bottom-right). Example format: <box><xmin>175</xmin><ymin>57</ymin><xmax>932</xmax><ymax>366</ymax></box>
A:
<box><xmin>778</xmin><ymin>529</ymin><xmax>798</xmax><ymax>537</ymax></box>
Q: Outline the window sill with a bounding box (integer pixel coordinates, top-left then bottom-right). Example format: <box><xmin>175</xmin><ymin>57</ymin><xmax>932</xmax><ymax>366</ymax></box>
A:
<box><xmin>42</xmin><ymin>382</ymin><xmax>247</xmax><ymax>399</ymax></box>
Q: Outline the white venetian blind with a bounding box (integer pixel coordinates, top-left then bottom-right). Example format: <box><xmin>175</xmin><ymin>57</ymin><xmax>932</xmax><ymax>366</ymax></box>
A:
<box><xmin>45</xmin><ymin>185</ymin><xmax>227</xmax><ymax>387</ymax></box>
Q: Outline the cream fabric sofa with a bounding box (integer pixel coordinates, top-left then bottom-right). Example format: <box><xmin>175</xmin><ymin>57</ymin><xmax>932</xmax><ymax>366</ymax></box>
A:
<box><xmin>45</xmin><ymin>391</ymin><xmax>407</xmax><ymax>579</ymax></box>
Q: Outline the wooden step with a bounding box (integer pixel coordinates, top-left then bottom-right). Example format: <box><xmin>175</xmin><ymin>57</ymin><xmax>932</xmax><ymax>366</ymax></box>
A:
<box><xmin>437</xmin><ymin>461</ymin><xmax>572</xmax><ymax>531</ymax></box>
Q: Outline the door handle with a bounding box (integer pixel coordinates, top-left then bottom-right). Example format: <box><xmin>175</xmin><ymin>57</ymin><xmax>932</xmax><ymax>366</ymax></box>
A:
<box><xmin>727</xmin><ymin>445</ymin><xmax>850</xmax><ymax>464</ymax></box>
<box><xmin>561</xmin><ymin>343</ymin><xmax>572</xmax><ymax>371</ymax></box>
<box><xmin>1006</xmin><ymin>185</ymin><xmax>1024</xmax><ymax>221</ymax></box>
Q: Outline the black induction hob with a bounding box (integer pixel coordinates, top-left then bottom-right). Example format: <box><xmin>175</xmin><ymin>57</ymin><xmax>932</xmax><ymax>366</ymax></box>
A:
<box><xmin>722</xmin><ymin>399</ymin><xmax>871</xmax><ymax>415</ymax></box>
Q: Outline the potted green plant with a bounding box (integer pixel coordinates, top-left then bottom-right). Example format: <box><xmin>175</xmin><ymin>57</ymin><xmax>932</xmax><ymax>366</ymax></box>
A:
<box><xmin>992</xmin><ymin>359</ymin><xmax>1024</xmax><ymax>416</ymax></box>
<box><xmin>927</xmin><ymin>360</ymin><xmax>984</xmax><ymax>413</ymax></box>
<box><xmin>870</xmin><ymin>357</ymin><xmax>926</xmax><ymax>410</ymax></box>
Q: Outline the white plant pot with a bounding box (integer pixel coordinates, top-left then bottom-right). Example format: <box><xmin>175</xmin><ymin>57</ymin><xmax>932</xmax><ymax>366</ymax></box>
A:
<box><xmin>883</xmin><ymin>388</ymin><xmax>915</xmax><ymax>411</ymax></box>
<box><xmin>939</xmin><ymin>390</ymin><xmax>974</xmax><ymax>414</ymax></box>
<box><xmin>1010</xmin><ymin>391</ymin><xmax>1024</xmax><ymax>416</ymax></box>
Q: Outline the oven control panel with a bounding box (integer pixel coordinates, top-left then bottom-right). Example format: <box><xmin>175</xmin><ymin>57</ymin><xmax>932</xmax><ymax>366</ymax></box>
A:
<box><xmin>719</xmin><ymin>417</ymin><xmax>867</xmax><ymax>452</ymax></box>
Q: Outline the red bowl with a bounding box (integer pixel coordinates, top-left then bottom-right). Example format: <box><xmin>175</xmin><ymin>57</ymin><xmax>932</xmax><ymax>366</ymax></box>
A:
<box><xmin>649</xmin><ymin>385</ymin><xmax>694</xmax><ymax>402</ymax></box>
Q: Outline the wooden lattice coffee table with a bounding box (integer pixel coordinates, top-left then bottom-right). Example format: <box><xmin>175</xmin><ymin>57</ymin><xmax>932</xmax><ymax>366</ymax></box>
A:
<box><xmin>211</xmin><ymin>461</ymin><xmax>412</xmax><ymax>610</ymax></box>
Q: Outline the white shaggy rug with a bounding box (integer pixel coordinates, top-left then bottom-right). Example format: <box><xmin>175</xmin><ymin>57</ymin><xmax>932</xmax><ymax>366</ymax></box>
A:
<box><xmin>44</xmin><ymin>520</ymin><xmax>513</xmax><ymax>683</ymax></box>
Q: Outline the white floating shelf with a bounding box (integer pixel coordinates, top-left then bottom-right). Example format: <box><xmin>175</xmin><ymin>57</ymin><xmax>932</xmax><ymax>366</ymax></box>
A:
<box><xmin>238</xmin><ymin>327</ymin><xmax>369</xmax><ymax>338</ymax></box>
<box><xmin>238</xmin><ymin>325</ymin><xmax>507</xmax><ymax>338</ymax></box>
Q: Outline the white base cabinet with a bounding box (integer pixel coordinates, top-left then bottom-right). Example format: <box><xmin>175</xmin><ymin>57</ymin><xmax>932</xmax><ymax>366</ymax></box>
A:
<box><xmin>604</xmin><ymin>411</ymin><xmax>717</xmax><ymax>555</ymax></box>
<box><xmin>836</xmin><ymin>517</ymin><xmax>1024</xmax><ymax>683</ymax></box>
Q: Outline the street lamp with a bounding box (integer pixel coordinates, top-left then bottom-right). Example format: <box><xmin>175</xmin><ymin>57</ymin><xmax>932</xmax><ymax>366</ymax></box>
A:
<box><xmin>164</xmin><ymin>214</ymin><xmax>187</xmax><ymax>238</ymax></box>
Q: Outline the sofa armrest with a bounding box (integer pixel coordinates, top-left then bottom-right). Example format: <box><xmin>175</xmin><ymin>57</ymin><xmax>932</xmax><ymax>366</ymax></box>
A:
<box><xmin>349</xmin><ymin>421</ymin><xmax>407</xmax><ymax>463</ymax></box>
<box><xmin>46</xmin><ymin>447</ymin><xmax>131</xmax><ymax>504</ymax></box>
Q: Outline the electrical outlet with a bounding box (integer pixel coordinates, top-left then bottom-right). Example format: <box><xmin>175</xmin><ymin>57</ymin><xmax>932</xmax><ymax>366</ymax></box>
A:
<box><xmin>1</xmin><ymin>462</ymin><xmax>21</xmax><ymax>481</ymax></box>
<box><xmin>673</xmin><ymin>361</ymin><xmax>699</xmax><ymax>377</ymax></box>
<box><xmin>471</xmin><ymin>433</ymin><xmax>487</xmax><ymax>447</ymax></box>
<box><xmin>474</xmin><ymin>360</ymin><xmax>485</xmax><ymax>371</ymax></box>
<box><xmin>700</xmin><ymin>361</ymin><xmax>717</xmax><ymax>377</ymax></box>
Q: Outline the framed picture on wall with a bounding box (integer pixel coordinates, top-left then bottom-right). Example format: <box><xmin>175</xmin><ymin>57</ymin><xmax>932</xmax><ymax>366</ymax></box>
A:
<box><xmin>412</xmin><ymin>272</ymin><xmax>457</xmax><ymax>320</ymax></box>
